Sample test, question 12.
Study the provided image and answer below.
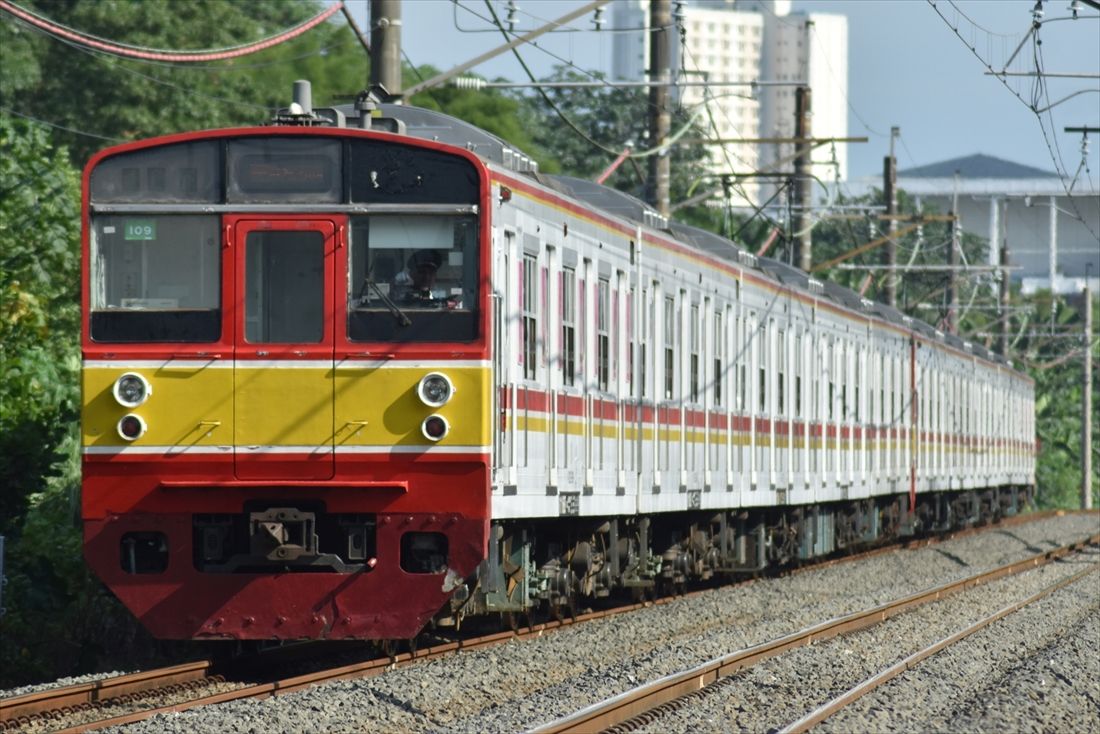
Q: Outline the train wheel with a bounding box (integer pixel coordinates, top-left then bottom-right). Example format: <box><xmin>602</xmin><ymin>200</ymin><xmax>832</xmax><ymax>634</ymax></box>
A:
<box><xmin>381</xmin><ymin>639</ymin><xmax>398</xmax><ymax>661</ymax></box>
<box><xmin>501</xmin><ymin>611</ymin><xmax>522</xmax><ymax>633</ymax></box>
<box><xmin>551</xmin><ymin>597</ymin><xmax>576</xmax><ymax>623</ymax></box>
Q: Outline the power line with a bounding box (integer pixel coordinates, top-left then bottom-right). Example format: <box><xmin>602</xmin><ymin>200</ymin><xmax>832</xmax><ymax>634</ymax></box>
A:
<box><xmin>927</xmin><ymin>0</ymin><xmax>1099</xmax><ymax>243</ymax></box>
<box><xmin>15</xmin><ymin>27</ymin><xmax>272</xmax><ymax>113</ymax></box>
<box><xmin>0</xmin><ymin>106</ymin><xmax>125</xmax><ymax>142</ymax></box>
<box><xmin>480</xmin><ymin>0</ymin><xmax>628</xmax><ymax>164</ymax></box>
<box><xmin>0</xmin><ymin>0</ymin><xmax>342</xmax><ymax>62</ymax></box>
<box><xmin>449</xmin><ymin>1</ymin><xmax>627</xmax><ymax>97</ymax></box>
<box><xmin>453</xmin><ymin>0</ymin><xmax>644</xmax><ymax>35</ymax></box>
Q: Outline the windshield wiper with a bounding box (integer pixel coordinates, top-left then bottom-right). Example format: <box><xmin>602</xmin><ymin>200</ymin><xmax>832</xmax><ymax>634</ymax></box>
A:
<box><xmin>364</xmin><ymin>278</ymin><xmax>412</xmax><ymax>327</ymax></box>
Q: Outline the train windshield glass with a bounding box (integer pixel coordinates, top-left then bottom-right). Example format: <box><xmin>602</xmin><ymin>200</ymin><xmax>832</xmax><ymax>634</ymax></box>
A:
<box><xmin>89</xmin><ymin>215</ymin><xmax>220</xmax><ymax>342</ymax></box>
<box><xmin>348</xmin><ymin>214</ymin><xmax>478</xmax><ymax>342</ymax></box>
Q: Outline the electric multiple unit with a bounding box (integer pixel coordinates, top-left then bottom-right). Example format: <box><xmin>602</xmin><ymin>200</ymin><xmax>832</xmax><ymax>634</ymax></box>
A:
<box><xmin>81</xmin><ymin>91</ymin><xmax>1036</xmax><ymax>640</ymax></box>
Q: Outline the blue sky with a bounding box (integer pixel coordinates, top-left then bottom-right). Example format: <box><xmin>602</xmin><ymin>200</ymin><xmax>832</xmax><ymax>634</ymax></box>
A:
<box><xmin>348</xmin><ymin>0</ymin><xmax>1099</xmax><ymax>185</ymax></box>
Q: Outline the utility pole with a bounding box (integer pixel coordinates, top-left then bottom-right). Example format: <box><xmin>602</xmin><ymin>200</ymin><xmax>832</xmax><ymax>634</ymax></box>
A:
<box><xmin>646</xmin><ymin>0</ymin><xmax>671</xmax><ymax>218</ymax></box>
<box><xmin>1084</xmin><ymin>278</ymin><xmax>1094</xmax><ymax>510</ymax></box>
<box><xmin>883</xmin><ymin>126</ymin><xmax>899</xmax><ymax>306</ymax></box>
<box><xmin>793</xmin><ymin>86</ymin><xmax>813</xmax><ymax>271</ymax></box>
<box><xmin>999</xmin><ymin>242</ymin><xmax>1010</xmax><ymax>355</ymax></box>
<box><xmin>370</xmin><ymin>0</ymin><xmax>402</xmax><ymax>97</ymax></box>
<box><xmin>948</xmin><ymin>170</ymin><xmax>960</xmax><ymax>334</ymax></box>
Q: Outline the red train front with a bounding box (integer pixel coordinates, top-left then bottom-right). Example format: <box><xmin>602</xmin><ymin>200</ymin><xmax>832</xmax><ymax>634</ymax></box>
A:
<box><xmin>81</xmin><ymin>118</ymin><xmax>492</xmax><ymax>639</ymax></box>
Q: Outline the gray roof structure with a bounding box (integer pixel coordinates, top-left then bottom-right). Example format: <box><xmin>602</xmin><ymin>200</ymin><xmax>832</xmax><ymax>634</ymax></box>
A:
<box><xmin>900</xmin><ymin>153</ymin><xmax>1057</xmax><ymax>179</ymax></box>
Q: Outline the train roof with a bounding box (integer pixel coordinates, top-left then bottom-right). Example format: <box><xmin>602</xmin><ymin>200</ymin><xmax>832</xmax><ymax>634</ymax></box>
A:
<box><xmin>334</xmin><ymin>102</ymin><xmax>1014</xmax><ymax>370</ymax></box>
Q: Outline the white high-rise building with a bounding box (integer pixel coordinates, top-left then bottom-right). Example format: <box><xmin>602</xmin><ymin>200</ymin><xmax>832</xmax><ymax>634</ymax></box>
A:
<box><xmin>611</xmin><ymin>0</ymin><xmax>848</xmax><ymax>205</ymax></box>
<box><xmin>754</xmin><ymin>4</ymin><xmax>848</xmax><ymax>192</ymax></box>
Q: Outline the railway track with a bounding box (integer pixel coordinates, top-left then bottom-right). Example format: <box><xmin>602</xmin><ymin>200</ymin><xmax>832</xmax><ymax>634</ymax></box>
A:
<box><xmin>531</xmin><ymin>532</ymin><xmax>1100</xmax><ymax>734</ymax></box>
<box><xmin>1</xmin><ymin>510</ymin><xmax>1086</xmax><ymax>733</ymax></box>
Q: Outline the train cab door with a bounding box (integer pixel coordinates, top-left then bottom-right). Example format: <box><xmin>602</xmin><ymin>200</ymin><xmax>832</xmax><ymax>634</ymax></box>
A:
<box><xmin>232</xmin><ymin>218</ymin><xmax>340</xmax><ymax>480</ymax></box>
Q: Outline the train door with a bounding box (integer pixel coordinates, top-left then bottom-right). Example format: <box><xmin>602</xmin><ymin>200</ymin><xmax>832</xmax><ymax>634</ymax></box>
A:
<box><xmin>232</xmin><ymin>218</ymin><xmax>338</xmax><ymax>480</ymax></box>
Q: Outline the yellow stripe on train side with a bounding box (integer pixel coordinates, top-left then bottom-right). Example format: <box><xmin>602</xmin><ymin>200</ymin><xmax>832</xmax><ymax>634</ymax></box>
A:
<box><xmin>83</xmin><ymin>364</ymin><xmax>491</xmax><ymax>449</ymax></box>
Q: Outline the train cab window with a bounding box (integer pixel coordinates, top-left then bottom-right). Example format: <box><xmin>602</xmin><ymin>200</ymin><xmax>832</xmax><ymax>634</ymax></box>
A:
<box><xmin>89</xmin><ymin>215</ymin><xmax>220</xmax><ymax>342</ymax></box>
<box><xmin>244</xmin><ymin>231</ymin><xmax>324</xmax><ymax>343</ymax></box>
<box><xmin>348</xmin><ymin>214</ymin><xmax>478</xmax><ymax>342</ymax></box>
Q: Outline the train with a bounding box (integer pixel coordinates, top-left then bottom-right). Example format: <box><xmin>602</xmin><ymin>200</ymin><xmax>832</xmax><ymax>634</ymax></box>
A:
<box><xmin>80</xmin><ymin>82</ymin><xmax>1036</xmax><ymax>640</ymax></box>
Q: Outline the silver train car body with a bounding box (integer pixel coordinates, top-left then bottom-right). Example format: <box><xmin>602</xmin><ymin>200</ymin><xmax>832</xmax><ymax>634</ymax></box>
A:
<box><xmin>363</xmin><ymin>103</ymin><xmax>1036</xmax><ymax>616</ymax></box>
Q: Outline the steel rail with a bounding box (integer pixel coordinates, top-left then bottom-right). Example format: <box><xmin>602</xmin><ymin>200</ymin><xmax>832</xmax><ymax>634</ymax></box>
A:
<box><xmin>531</xmin><ymin>531</ymin><xmax>1100</xmax><ymax>734</ymax></box>
<box><xmin>1</xmin><ymin>510</ymin><xmax>1085</xmax><ymax>732</ymax></box>
<box><xmin>46</xmin><ymin>608</ymin><xmax>666</xmax><ymax>733</ymax></box>
<box><xmin>779</xmin><ymin>562</ymin><xmax>1100</xmax><ymax>734</ymax></box>
<box><xmin>0</xmin><ymin>661</ymin><xmax>214</xmax><ymax>726</ymax></box>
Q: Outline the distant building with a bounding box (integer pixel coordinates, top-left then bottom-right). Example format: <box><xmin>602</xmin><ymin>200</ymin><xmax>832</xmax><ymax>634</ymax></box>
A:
<box><xmin>853</xmin><ymin>153</ymin><xmax>1100</xmax><ymax>294</ymax></box>
<box><xmin>610</xmin><ymin>0</ymin><xmax>848</xmax><ymax>204</ymax></box>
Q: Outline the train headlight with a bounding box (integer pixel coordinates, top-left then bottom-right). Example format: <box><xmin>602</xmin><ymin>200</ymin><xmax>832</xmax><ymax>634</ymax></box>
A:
<box><xmin>421</xmin><ymin>414</ymin><xmax>449</xmax><ymax>442</ymax></box>
<box><xmin>117</xmin><ymin>414</ymin><xmax>147</xmax><ymax>441</ymax></box>
<box><xmin>417</xmin><ymin>372</ymin><xmax>454</xmax><ymax>408</ymax></box>
<box><xmin>113</xmin><ymin>372</ymin><xmax>151</xmax><ymax>408</ymax></box>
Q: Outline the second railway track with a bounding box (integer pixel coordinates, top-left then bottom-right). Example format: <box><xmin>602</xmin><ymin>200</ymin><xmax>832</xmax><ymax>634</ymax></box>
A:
<box><xmin>535</xmin><ymin>534</ymin><xmax>1099</xmax><ymax>733</ymax></box>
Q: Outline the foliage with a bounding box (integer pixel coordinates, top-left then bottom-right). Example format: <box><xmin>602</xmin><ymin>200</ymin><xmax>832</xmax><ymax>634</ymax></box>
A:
<box><xmin>1018</xmin><ymin>292</ymin><xmax>1099</xmax><ymax>509</ymax></box>
<box><xmin>1</xmin><ymin>0</ymin><xmax>368</xmax><ymax>164</ymax></box>
<box><xmin>0</xmin><ymin>116</ymin><xmax>107</xmax><ymax>684</ymax></box>
<box><xmin>0</xmin><ymin>115</ymin><xmax>81</xmax><ymax>538</ymax></box>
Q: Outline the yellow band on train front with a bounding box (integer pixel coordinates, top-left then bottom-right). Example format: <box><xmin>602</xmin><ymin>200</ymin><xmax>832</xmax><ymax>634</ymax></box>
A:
<box><xmin>83</xmin><ymin>364</ymin><xmax>491</xmax><ymax>450</ymax></box>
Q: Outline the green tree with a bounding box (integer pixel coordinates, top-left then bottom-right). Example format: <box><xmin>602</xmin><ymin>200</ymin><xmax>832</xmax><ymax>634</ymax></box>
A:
<box><xmin>0</xmin><ymin>115</ymin><xmax>99</xmax><ymax>684</ymax></box>
<box><xmin>1016</xmin><ymin>292</ymin><xmax>1099</xmax><ymax>509</ymax></box>
<box><xmin>0</xmin><ymin>115</ymin><xmax>80</xmax><ymax>538</ymax></box>
<box><xmin>1</xmin><ymin>0</ymin><xmax>368</xmax><ymax>164</ymax></box>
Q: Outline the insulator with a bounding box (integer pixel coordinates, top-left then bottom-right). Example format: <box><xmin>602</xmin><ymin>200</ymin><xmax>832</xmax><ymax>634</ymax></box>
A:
<box><xmin>506</xmin><ymin>0</ymin><xmax>519</xmax><ymax>32</ymax></box>
<box><xmin>453</xmin><ymin>77</ymin><xmax>486</xmax><ymax>90</ymax></box>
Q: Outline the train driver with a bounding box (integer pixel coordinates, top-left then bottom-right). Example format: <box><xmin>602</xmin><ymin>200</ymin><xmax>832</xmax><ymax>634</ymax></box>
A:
<box><xmin>393</xmin><ymin>249</ymin><xmax>457</xmax><ymax>307</ymax></box>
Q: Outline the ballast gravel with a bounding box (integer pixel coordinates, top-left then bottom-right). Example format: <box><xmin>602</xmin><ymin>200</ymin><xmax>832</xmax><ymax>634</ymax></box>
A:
<box><xmin>819</xmin><ymin>553</ymin><xmax>1100</xmax><ymax>734</ymax></box>
<box><xmin>89</xmin><ymin>512</ymin><xmax>1098</xmax><ymax>734</ymax></box>
<box><xmin>630</xmin><ymin>547</ymin><xmax>1099</xmax><ymax>733</ymax></box>
<box><xmin>0</xmin><ymin>670</ymin><xmax>133</xmax><ymax>700</ymax></box>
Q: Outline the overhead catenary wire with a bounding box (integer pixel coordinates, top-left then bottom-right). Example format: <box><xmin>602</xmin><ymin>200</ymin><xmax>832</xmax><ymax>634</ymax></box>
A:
<box><xmin>9</xmin><ymin>24</ymin><xmax>275</xmax><ymax>114</ymax></box>
<box><xmin>480</xmin><ymin>0</ymin><xmax>640</xmax><ymax>182</ymax></box>
<box><xmin>0</xmin><ymin>0</ymin><xmax>343</xmax><ymax>62</ymax></box>
<box><xmin>453</xmin><ymin>0</ymin><xmax>646</xmax><ymax>35</ymax></box>
<box><xmin>0</xmin><ymin>105</ymin><xmax>125</xmax><ymax>142</ymax></box>
<box><xmin>926</xmin><ymin>0</ymin><xmax>1099</xmax><ymax>242</ymax></box>
<box><xmin>453</xmin><ymin>1</ymin><xmax>628</xmax><ymax>97</ymax></box>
